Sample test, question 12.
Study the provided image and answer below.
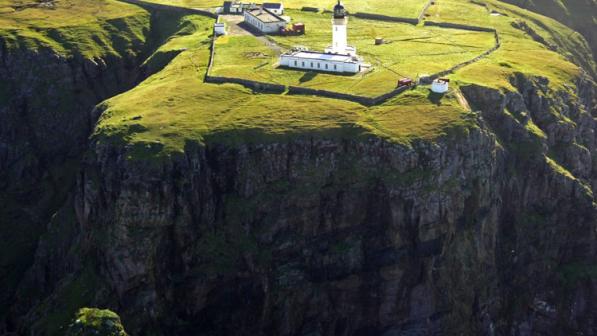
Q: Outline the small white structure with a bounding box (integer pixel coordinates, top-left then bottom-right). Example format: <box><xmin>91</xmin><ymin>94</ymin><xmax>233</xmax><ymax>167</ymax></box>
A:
<box><xmin>431</xmin><ymin>78</ymin><xmax>450</xmax><ymax>93</ymax></box>
<box><xmin>278</xmin><ymin>1</ymin><xmax>363</xmax><ymax>74</ymax></box>
<box><xmin>243</xmin><ymin>7</ymin><xmax>287</xmax><ymax>33</ymax></box>
<box><xmin>262</xmin><ymin>2</ymin><xmax>284</xmax><ymax>15</ymax></box>
<box><xmin>214</xmin><ymin>22</ymin><xmax>226</xmax><ymax>35</ymax></box>
<box><xmin>280</xmin><ymin>51</ymin><xmax>361</xmax><ymax>73</ymax></box>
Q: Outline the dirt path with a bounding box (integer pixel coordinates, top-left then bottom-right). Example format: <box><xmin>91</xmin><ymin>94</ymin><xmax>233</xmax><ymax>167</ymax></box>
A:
<box><xmin>454</xmin><ymin>89</ymin><xmax>471</xmax><ymax>111</ymax></box>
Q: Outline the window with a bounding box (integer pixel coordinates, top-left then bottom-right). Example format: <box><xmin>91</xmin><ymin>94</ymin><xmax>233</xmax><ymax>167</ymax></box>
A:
<box><xmin>334</xmin><ymin>64</ymin><xmax>337</xmax><ymax>70</ymax></box>
<box><xmin>310</xmin><ymin>62</ymin><xmax>313</xmax><ymax>68</ymax></box>
<box><xmin>294</xmin><ymin>60</ymin><xmax>297</xmax><ymax>66</ymax></box>
<box><xmin>325</xmin><ymin>64</ymin><xmax>328</xmax><ymax>70</ymax></box>
<box><xmin>302</xmin><ymin>62</ymin><xmax>305</xmax><ymax>67</ymax></box>
<box><xmin>317</xmin><ymin>63</ymin><xmax>320</xmax><ymax>68</ymax></box>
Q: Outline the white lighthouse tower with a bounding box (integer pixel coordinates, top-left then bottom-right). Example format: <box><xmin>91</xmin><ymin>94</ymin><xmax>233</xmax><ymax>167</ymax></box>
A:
<box><xmin>326</xmin><ymin>1</ymin><xmax>357</xmax><ymax>56</ymax></box>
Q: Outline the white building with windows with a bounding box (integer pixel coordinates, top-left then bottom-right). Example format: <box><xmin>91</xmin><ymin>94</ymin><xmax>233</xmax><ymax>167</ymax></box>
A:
<box><xmin>279</xmin><ymin>51</ymin><xmax>361</xmax><ymax>73</ymax></box>
<box><xmin>243</xmin><ymin>7</ymin><xmax>287</xmax><ymax>33</ymax></box>
<box><xmin>278</xmin><ymin>1</ymin><xmax>362</xmax><ymax>74</ymax></box>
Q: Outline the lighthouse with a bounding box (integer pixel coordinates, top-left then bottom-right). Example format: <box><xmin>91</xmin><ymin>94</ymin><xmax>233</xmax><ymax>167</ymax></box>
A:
<box><xmin>331</xmin><ymin>0</ymin><xmax>348</xmax><ymax>54</ymax></box>
<box><xmin>325</xmin><ymin>1</ymin><xmax>357</xmax><ymax>55</ymax></box>
<box><xmin>279</xmin><ymin>0</ymin><xmax>362</xmax><ymax>74</ymax></box>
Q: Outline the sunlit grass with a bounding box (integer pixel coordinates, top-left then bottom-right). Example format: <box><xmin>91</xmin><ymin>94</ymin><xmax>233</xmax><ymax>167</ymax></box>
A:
<box><xmin>211</xmin><ymin>10</ymin><xmax>495</xmax><ymax>97</ymax></box>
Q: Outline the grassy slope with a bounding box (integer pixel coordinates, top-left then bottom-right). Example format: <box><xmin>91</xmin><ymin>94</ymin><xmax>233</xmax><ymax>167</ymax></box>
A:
<box><xmin>0</xmin><ymin>0</ymin><xmax>149</xmax><ymax>58</ymax></box>
<box><xmin>212</xmin><ymin>9</ymin><xmax>495</xmax><ymax>97</ymax></box>
<box><xmin>425</xmin><ymin>0</ymin><xmax>591</xmax><ymax>88</ymax></box>
<box><xmin>96</xmin><ymin>14</ymin><xmax>474</xmax><ymax>157</ymax></box>
<box><xmin>499</xmin><ymin>0</ymin><xmax>596</xmax><ymax>64</ymax></box>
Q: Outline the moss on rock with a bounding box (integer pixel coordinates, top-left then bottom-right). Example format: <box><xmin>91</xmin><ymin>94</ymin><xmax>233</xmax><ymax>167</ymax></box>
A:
<box><xmin>66</xmin><ymin>308</ymin><xmax>128</xmax><ymax>336</ymax></box>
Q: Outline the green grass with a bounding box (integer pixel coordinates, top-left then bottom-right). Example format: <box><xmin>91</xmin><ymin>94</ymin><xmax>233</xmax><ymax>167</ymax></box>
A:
<box><xmin>499</xmin><ymin>0</ymin><xmax>596</xmax><ymax>68</ymax></box>
<box><xmin>212</xmin><ymin>10</ymin><xmax>495</xmax><ymax>97</ymax></box>
<box><xmin>0</xmin><ymin>0</ymin><xmax>149</xmax><ymax>58</ymax></box>
<box><xmin>139</xmin><ymin>0</ymin><xmax>430</xmax><ymax>18</ymax></box>
<box><xmin>426</xmin><ymin>0</ymin><xmax>589</xmax><ymax>89</ymax></box>
<box><xmin>66</xmin><ymin>308</ymin><xmax>128</xmax><ymax>336</ymax></box>
<box><xmin>3</xmin><ymin>0</ymin><xmax>589</xmax><ymax>163</ymax></box>
<box><xmin>95</xmin><ymin>13</ymin><xmax>474</xmax><ymax>158</ymax></box>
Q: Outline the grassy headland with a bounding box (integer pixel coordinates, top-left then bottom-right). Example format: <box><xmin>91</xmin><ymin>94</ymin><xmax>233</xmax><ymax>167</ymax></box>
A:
<box><xmin>95</xmin><ymin>13</ymin><xmax>474</xmax><ymax>158</ymax></box>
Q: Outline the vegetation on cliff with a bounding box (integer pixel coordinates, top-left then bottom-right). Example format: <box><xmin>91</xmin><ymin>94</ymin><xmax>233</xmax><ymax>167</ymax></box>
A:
<box><xmin>65</xmin><ymin>308</ymin><xmax>128</xmax><ymax>336</ymax></box>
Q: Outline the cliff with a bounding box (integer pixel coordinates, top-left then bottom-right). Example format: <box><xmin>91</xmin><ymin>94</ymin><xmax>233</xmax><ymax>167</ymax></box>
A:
<box><xmin>0</xmin><ymin>1</ymin><xmax>196</xmax><ymax>331</ymax></box>
<box><xmin>15</xmin><ymin>71</ymin><xmax>597</xmax><ymax>335</ymax></box>
<box><xmin>2</xmin><ymin>0</ymin><xmax>597</xmax><ymax>335</ymax></box>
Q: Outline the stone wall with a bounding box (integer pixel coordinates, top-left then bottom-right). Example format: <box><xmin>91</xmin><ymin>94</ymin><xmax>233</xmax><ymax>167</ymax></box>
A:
<box><xmin>205</xmin><ymin>75</ymin><xmax>286</xmax><ymax>93</ymax></box>
<box><xmin>353</xmin><ymin>12</ymin><xmax>418</xmax><ymax>25</ymax></box>
<box><xmin>423</xmin><ymin>20</ymin><xmax>495</xmax><ymax>32</ymax></box>
<box><xmin>417</xmin><ymin>0</ymin><xmax>435</xmax><ymax>22</ymax></box>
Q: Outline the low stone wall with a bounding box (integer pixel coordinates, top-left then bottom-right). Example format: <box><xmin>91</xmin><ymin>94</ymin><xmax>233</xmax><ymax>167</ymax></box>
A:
<box><xmin>201</xmin><ymin>8</ymin><xmax>501</xmax><ymax>105</ymax></box>
<box><xmin>353</xmin><ymin>12</ymin><xmax>419</xmax><ymax>25</ymax></box>
<box><xmin>300</xmin><ymin>6</ymin><xmax>319</xmax><ymax>12</ymax></box>
<box><xmin>118</xmin><ymin>0</ymin><xmax>217</xmax><ymax>18</ymax></box>
<box><xmin>371</xmin><ymin>85</ymin><xmax>412</xmax><ymax>105</ymax></box>
<box><xmin>205</xmin><ymin>33</ymin><xmax>217</xmax><ymax>80</ymax></box>
<box><xmin>417</xmin><ymin>0</ymin><xmax>434</xmax><ymax>22</ymax></box>
<box><xmin>423</xmin><ymin>20</ymin><xmax>495</xmax><ymax>32</ymax></box>
<box><xmin>205</xmin><ymin>75</ymin><xmax>286</xmax><ymax>93</ymax></box>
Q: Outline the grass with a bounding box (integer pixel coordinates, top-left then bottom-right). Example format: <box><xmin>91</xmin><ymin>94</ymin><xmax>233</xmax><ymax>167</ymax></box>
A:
<box><xmin>0</xmin><ymin>0</ymin><xmax>149</xmax><ymax>58</ymax></box>
<box><xmin>95</xmin><ymin>13</ymin><xmax>474</xmax><ymax>158</ymax></box>
<box><xmin>138</xmin><ymin>0</ymin><xmax>430</xmax><ymax>18</ymax></box>
<box><xmin>3</xmin><ymin>0</ymin><xmax>591</xmax><ymax>163</ymax></box>
<box><xmin>212</xmin><ymin>9</ymin><xmax>495</xmax><ymax>97</ymax></box>
<box><xmin>66</xmin><ymin>308</ymin><xmax>128</xmax><ymax>336</ymax></box>
<box><xmin>425</xmin><ymin>0</ymin><xmax>589</xmax><ymax>89</ymax></box>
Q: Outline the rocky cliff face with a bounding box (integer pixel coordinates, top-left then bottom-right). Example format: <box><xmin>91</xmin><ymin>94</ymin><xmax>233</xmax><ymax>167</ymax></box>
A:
<box><xmin>0</xmin><ymin>12</ymin><xmax>149</xmax><ymax>331</ymax></box>
<box><xmin>15</xmin><ymin>70</ymin><xmax>596</xmax><ymax>335</ymax></box>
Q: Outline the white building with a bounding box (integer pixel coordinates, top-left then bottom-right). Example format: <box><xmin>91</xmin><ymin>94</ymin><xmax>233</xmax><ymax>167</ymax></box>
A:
<box><xmin>243</xmin><ymin>7</ymin><xmax>287</xmax><ymax>33</ymax></box>
<box><xmin>214</xmin><ymin>22</ymin><xmax>226</xmax><ymax>35</ymax></box>
<box><xmin>278</xmin><ymin>1</ymin><xmax>362</xmax><ymax>74</ymax></box>
<box><xmin>279</xmin><ymin>51</ymin><xmax>361</xmax><ymax>73</ymax></box>
<box><xmin>262</xmin><ymin>2</ymin><xmax>284</xmax><ymax>15</ymax></box>
<box><xmin>431</xmin><ymin>78</ymin><xmax>449</xmax><ymax>93</ymax></box>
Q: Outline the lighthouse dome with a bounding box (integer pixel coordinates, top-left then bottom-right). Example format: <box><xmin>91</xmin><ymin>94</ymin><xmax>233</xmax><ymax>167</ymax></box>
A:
<box><xmin>333</xmin><ymin>0</ymin><xmax>346</xmax><ymax>18</ymax></box>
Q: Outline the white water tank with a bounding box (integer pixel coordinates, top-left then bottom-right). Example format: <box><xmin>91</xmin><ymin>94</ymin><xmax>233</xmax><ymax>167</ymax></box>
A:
<box><xmin>431</xmin><ymin>78</ymin><xmax>449</xmax><ymax>93</ymax></box>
